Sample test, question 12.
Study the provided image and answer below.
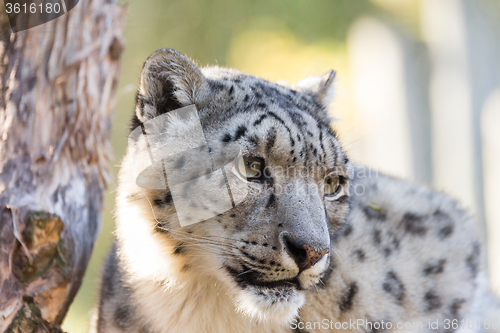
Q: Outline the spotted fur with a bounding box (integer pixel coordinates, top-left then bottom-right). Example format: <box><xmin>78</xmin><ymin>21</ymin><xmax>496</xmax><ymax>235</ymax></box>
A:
<box><xmin>91</xmin><ymin>49</ymin><xmax>500</xmax><ymax>333</ymax></box>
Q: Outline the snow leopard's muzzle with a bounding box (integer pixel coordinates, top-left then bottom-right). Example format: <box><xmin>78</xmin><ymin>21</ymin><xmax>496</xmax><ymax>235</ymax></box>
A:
<box><xmin>219</xmin><ymin>178</ymin><xmax>340</xmax><ymax>321</ymax></box>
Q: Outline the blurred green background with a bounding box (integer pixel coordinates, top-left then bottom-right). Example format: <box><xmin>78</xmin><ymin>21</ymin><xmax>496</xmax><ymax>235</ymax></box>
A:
<box><xmin>62</xmin><ymin>0</ymin><xmax>500</xmax><ymax>331</ymax></box>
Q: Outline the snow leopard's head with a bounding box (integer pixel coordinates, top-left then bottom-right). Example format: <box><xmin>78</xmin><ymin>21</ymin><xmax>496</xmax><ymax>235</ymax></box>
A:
<box><xmin>117</xmin><ymin>49</ymin><xmax>351</xmax><ymax>324</ymax></box>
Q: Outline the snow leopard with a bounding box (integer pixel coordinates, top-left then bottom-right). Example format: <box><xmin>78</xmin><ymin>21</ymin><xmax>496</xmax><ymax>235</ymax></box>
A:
<box><xmin>91</xmin><ymin>48</ymin><xmax>500</xmax><ymax>333</ymax></box>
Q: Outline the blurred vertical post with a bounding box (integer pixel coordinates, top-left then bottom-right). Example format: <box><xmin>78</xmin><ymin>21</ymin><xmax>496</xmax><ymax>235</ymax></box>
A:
<box><xmin>482</xmin><ymin>89</ymin><xmax>500</xmax><ymax>294</ymax></box>
<box><xmin>421</xmin><ymin>0</ymin><xmax>487</xmax><ymax>226</ymax></box>
<box><xmin>347</xmin><ymin>17</ymin><xmax>431</xmax><ymax>181</ymax></box>
<box><xmin>0</xmin><ymin>0</ymin><xmax>124</xmax><ymax>331</ymax></box>
<box><xmin>422</xmin><ymin>0</ymin><xmax>500</xmax><ymax>247</ymax></box>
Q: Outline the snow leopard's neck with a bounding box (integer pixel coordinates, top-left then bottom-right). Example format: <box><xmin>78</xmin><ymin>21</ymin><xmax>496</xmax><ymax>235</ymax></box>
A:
<box><xmin>123</xmin><ymin>263</ymin><xmax>292</xmax><ymax>333</ymax></box>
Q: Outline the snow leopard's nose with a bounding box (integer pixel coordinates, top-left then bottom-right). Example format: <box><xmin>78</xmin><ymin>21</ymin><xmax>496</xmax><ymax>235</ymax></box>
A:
<box><xmin>283</xmin><ymin>235</ymin><xmax>330</xmax><ymax>270</ymax></box>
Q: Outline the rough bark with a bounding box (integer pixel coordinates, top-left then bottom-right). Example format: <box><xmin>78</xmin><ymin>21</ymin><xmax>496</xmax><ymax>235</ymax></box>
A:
<box><xmin>0</xmin><ymin>1</ymin><xmax>125</xmax><ymax>331</ymax></box>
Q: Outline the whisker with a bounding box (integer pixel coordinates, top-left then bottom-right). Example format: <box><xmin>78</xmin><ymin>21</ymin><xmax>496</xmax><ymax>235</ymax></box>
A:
<box><xmin>331</xmin><ymin>247</ymin><xmax>342</xmax><ymax>261</ymax></box>
<box><xmin>166</xmin><ymin>230</ymin><xmax>239</xmax><ymax>250</ymax></box>
<box><xmin>236</xmin><ymin>268</ymin><xmax>257</xmax><ymax>277</ymax></box>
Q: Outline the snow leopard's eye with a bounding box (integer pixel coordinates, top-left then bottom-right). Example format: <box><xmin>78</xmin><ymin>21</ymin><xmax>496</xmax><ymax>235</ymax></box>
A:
<box><xmin>237</xmin><ymin>156</ymin><xmax>264</xmax><ymax>180</ymax></box>
<box><xmin>324</xmin><ymin>175</ymin><xmax>345</xmax><ymax>200</ymax></box>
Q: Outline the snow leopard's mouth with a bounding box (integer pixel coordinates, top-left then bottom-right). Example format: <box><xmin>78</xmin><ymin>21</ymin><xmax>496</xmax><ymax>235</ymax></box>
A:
<box><xmin>225</xmin><ymin>266</ymin><xmax>303</xmax><ymax>291</ymax></box>
<box><xmin>224</xmin><ymin>265</ymin><xmax>306</xmax><ymax>323</ymax></box>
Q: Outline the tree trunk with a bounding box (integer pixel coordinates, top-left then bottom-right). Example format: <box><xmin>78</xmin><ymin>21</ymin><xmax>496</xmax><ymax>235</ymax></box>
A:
<box><xmin>0</xmin><ymin>1</ymin><xmax>125</xmax><ymax>331</ymax></box>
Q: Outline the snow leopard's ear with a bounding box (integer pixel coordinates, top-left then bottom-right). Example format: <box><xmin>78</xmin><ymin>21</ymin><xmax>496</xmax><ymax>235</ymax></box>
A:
<box><xmin>293</xmin><ymin>70</ymin><xmax>336</xmax><ymax>112</ymax></box>
<box><xmin>134</xmin><ymin>48</ymin><xmax>209</xmax><ymax>124</ymax></box>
